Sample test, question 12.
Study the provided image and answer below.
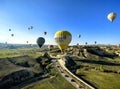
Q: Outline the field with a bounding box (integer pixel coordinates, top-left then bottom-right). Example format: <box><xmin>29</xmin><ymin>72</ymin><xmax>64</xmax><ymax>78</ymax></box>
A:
<box><xmin>0</xmin><ymin>47</ymin><xmax>76</xmax><ymax>89</ymax></box>
<box><xmin>23</xmin><ymin>63</ymin><xmax>76</xmax><ymax>89</ymax></box>
<box><xmin>71</xmin><ymin>46</ymin><xmax>120</xmax><ymax>89</ymax></box>
<box><xmin>0</xmin><ymin>47</ymin><xmax>44</xmax><ymax>78</ymax></box>
<box><xmin>0</xmin><ymin>48</ymin><xmax>42</xmax><ymax>58</ymax></box>
<box><xmin>0</xmin><ymin>45</ymin><xmax>120</xmax><ymax>89</ymax></box>
<box><xmin>23</xmin><ymin>74</ymin><xmax>76</xmax><ymax>89</ymax></box>
<box><xmin>77</xmin><ymin>70</ymin><xmax>120</xmax><ymax>89</ymax></box>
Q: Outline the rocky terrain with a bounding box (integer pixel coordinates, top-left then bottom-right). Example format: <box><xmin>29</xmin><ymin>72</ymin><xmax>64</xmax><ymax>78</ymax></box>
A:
<box><xmin>0</xmin><ymin>52</ymin><xmax>51</xmax><ymax>89</ymax></box>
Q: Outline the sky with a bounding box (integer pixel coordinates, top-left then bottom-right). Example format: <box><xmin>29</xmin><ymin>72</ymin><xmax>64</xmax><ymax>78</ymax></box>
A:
<box><xmin>0</xmin><ymin>0</ymin><xmax>120</xmax><ymax>45</ymax></box>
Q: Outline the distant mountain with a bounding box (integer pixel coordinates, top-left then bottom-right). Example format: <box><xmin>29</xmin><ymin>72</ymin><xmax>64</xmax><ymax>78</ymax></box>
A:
<box><xmin>0</xmin><ymin>43</ymin><xmax>58</xmax><ymax>49</ymax></box>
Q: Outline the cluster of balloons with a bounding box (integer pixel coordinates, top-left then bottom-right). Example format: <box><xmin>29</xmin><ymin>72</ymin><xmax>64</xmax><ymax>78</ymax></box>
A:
<box><xmin>8</xmin><ymin>26</ymin><xmax>34</xmax><ymax>44</ymax></box>
<box><xmin>8</xmin><ymin>12</ymin><xmax>117</xmax><ymax>51</ymax></box>
<box><xmin>36</xmin><ymin>30</ymin><xmax>72</xmax><ymax>52</ymax></box>
<box><xmin>9</xmin><ymin>29</ymin><xmax>14</xmax><ymax>37</ymax></box>
<box><xmin>28</xmin><ymin>26</ymin><xmax>33</xmax><ymax>30</ymax></box>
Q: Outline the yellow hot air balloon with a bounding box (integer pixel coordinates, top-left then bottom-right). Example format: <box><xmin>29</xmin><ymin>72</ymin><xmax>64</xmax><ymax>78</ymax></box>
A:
<box><xmin>107</xmin><ymin>12</ymin><xmax>116</xmax><ymax>22</ymax></box>
<box><xmin>54</xmin><ymin>30</ymin><xmax>72</xmax><ymax>51</ymax></box>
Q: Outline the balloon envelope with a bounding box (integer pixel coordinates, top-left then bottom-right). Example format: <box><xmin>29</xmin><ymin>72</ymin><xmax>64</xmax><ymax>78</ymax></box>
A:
<box><xmin>107</xmin><ymin>12</ymin><xmax>116</xmax><ymax>22</ymax></box>
<box><xmin>95</xmin><ymin>41</ymin><xmax>97</xmax><ymax>44</ymax></box>
<box><xmin>28</xmin><ymin>27</ymin><xmax>31</xmax><ymax>30</ymax></box>
<box><xmin>36</xmin><ymin>37</ymin><xmax>45</xmax><ymax>48</ymax></box>
<box><xmin>78</xmin><ymin>34</ymin><xmax>81</xmax><ymax>38</ymax></box>
<box><xmin>11</xmin><ymin>34</ymin><xmax>14</xmax><ymax>37</ymax></box>
<box><xmin>48</xmin><ymin>45</ymin><xmax>54</xmax><ymax>49</ymax></box>
<box><xmin>54</xmin><ymin>30</ymin><xmax>72</xmax><ymax>51</ymax></box>
<box><xmin>44</xmin><ymin>32</ymin><xmax>47</xmax><ymax>35</ymax></box>
<box><xmin>9</xmin><ymin>29</ymin><xmax>11</xmax><ymax>31</ymax></box>
<box><xmin>30</xmin><ymin>26</ymin><xmax>33</xmax><ymax>29</ymax></box>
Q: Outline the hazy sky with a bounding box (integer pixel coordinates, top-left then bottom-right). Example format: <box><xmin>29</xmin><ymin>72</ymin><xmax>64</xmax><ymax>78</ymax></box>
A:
<box><xmin>0</xmin><ymin>0</ymin><xmax>120</xmax><ymax>45</ymax></box>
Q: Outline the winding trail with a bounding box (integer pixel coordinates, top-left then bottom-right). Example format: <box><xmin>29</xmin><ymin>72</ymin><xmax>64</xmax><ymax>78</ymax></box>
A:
<box><xmin>51</xmin><ymin>54</ymin><xmax>95</xmax><ymax>89</ymax></box>
<box><xmin>10</xmin><ymin>54</ymin><xmax>95</xmax><ymax>89</ymax></box>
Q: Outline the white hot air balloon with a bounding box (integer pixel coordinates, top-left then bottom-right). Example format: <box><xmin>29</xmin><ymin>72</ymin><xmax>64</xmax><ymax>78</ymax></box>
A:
<box><xmin>107</xmin><ymin>12</ymin><xmax>116</xmax><ymax>22</ymax></box>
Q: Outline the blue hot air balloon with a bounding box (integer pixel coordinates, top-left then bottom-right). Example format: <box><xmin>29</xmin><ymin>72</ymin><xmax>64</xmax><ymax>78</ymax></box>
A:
<box><xmin>36</xmin><ymin>37</ymin><xmax>45</xmax><ymax>48</ymax></box>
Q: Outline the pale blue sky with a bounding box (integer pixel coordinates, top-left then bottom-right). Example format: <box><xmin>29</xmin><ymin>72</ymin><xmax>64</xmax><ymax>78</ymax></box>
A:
<box><xmin>0</xmin><ymin>0</ymin><xmax>120</xmax><ymax>45</ymax></box>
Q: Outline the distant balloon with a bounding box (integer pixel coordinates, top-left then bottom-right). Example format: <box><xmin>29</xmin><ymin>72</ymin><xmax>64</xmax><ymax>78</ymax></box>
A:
<box><xmin>36</xmin><ymin>37</ymin><xmax>45</xmax><ymax>48</ymax></box>
<box><xmin>11</xmin><ymin>34</ymin><xmax>14</xmax><ymax>37</ymax></box>
<box><xmin>48</xmin><ymin>45</ymin><xmax>54</xmax><ymax>50</ymax></box>
<box><xmin>95</xmin><ymin>41</ymin><xmax>97</xmax><ymax>44</ymax></box>
<box><xmin>44</xmin><ymin>31</ymin><xmax>47</xmax><ymax>35</ymax></box>
<box><xmin>30</xmin><ymin>26</ymin><xmax>33</xmax><ymax>29</ymax></box>
<box><xmin>26</xmin><ymin>41</ymin><xmax>29</xmax><ymax>44</ymax></box>
<box><xmin>77</xmin><ymin>43</ymin><xmax>79</xmax><ymax>46</ymax></box>
<box><xmin>85</xmin><ymin>42</ymin><xmax>88</xmax><ymax>45</ymax></box>
<box><xmin>28</xmin><ymin>26</ymin><xmax>33</xmax><ymax>30</ymax></box>
<box><xmin>29</xmin><ymin>44</ymin><xmax>32</xmax><ymax>46</ymax></box>
<box><xmin>118</xmin><ymin>44</ymin><xmax>120</xmax><ymax>48</ymax></box>
<box><xmin>5</xmin><ymin>42</ymin><xmax>7</xmax><ymax>44</ymax></box>
<box><xmin>78</xmin><ymin>34</ymin><xmax>81</xmax><ymax>38</ymax></box>
<box><xmin>107</xmin><ymin>12</ymin><xmax>116</xmax><ymax>22</ymax></box>
<box><xmin>9</xmin><ymin>29</ymin><xmax>11</xmax><ymax>31</ymax></box>
<box><xmin>54</xmin><ymin>30</ymin><xmax>72</xmax><ymax>51</ymax></box>
<box><xmin>28</xmin><ymin>27</ymin><xmax>31</xmax><ymax>30</ymax></box>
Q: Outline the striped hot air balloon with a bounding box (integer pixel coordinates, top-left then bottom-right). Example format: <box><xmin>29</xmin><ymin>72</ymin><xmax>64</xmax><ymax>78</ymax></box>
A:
<box><xmin>54</xmin><ymin>30</ymin><xmax>72</xmax><ymax>51</ymax></box>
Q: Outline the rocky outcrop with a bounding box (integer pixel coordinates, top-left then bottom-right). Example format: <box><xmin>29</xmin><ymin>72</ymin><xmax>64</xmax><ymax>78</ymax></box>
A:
<box><xmin>115</xmin><ymin>51</ymin><xmax>120</xmax><ymax>56</ymax></box>
<box><xmin>0</xmin><ymin>69</ymin><xmax>35</xmax><ymax>89</ymax></box>
<box><xmin>86</xmin><ymin>47</ymin><xmax>115</xmax><ymax>58</ymax></box>
<box><xmin>63</xmin><ymin>56</ymin><xmax>76</xmax><ymax>68</ymax></box>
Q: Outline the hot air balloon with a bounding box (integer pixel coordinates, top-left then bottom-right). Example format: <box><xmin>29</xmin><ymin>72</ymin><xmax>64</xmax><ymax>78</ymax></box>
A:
<box><xmin>30</xmin><ymin>26</ymin><xmax>33</xmax><ymax>29</ymax></box>
<box><xmin>11</xmin><ymin>34</ymin><xmax>14</xmax><ymax>37</ymax></box>
<box><xmin>78</xmin><ymin>34</ymin><xmax>81</xmax><ymax>38</ymax></box>
<box><xmin>118</xmin><ymin>44</ymin><xmax>120</xmax><ymax>48</ymax></box>
<box><xmin>54</xmin><ymin>30</ymin><xmax>72</xmax><ymax>51</ymax></box>
<box><xmin>107</xmin><ymin>12</ymin><xmax>116</xmax><ymax>22</ymax></box>
<box><xmin>36</xmin><ymin>37</ymin><xmax>45</xmax><ymax>48</ymax></box>
<box><xmin>44</xmin><ymin>31</ymin><xmax>47</xmax><ymax>35</ymax></box>
<box><xmin>9</xmin><ymin>29</ymin><xmax>11</xmax><ymax>31</ymax></box>
<box><xmin>77</xmin><ymin>43</ymin><xmax>79</xmax><ymax>46</ymax></box>
<box><xmin>28</xmin><ymin>26</ymin><xmax>33</xmax><ymax>30</ymax></box>
<box><xmin>28</xmin><ymin>27</ymin><xmax>31</xmax><ymax>30</ymax></box>
<box><xmin>29</xmin><ymin>44</ymin><xmax>32</xmax><ymax>46</ymax></box>
<box><xmin>5</xmin><ymin>42</ymin><xmax>7</xmax><ymax>44</ymax></box>
<box><xmin>85</xmin><ymin>42</ymin><xmax>87</xmax><ymax>45</ymax></box>
<box><xmin>94</xmin><ymin>41</ymin><xmax>97</xmax><ymax>45</ymax></box>
<box><xmin>48</xmin><ymin>45</ymin><xmax>54</xmax><ymax>50</ymax></box>
<box><xmin>26</xmin><ymin>41</ymin><xmax>29</xmax><ymax>44</ymax></box>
